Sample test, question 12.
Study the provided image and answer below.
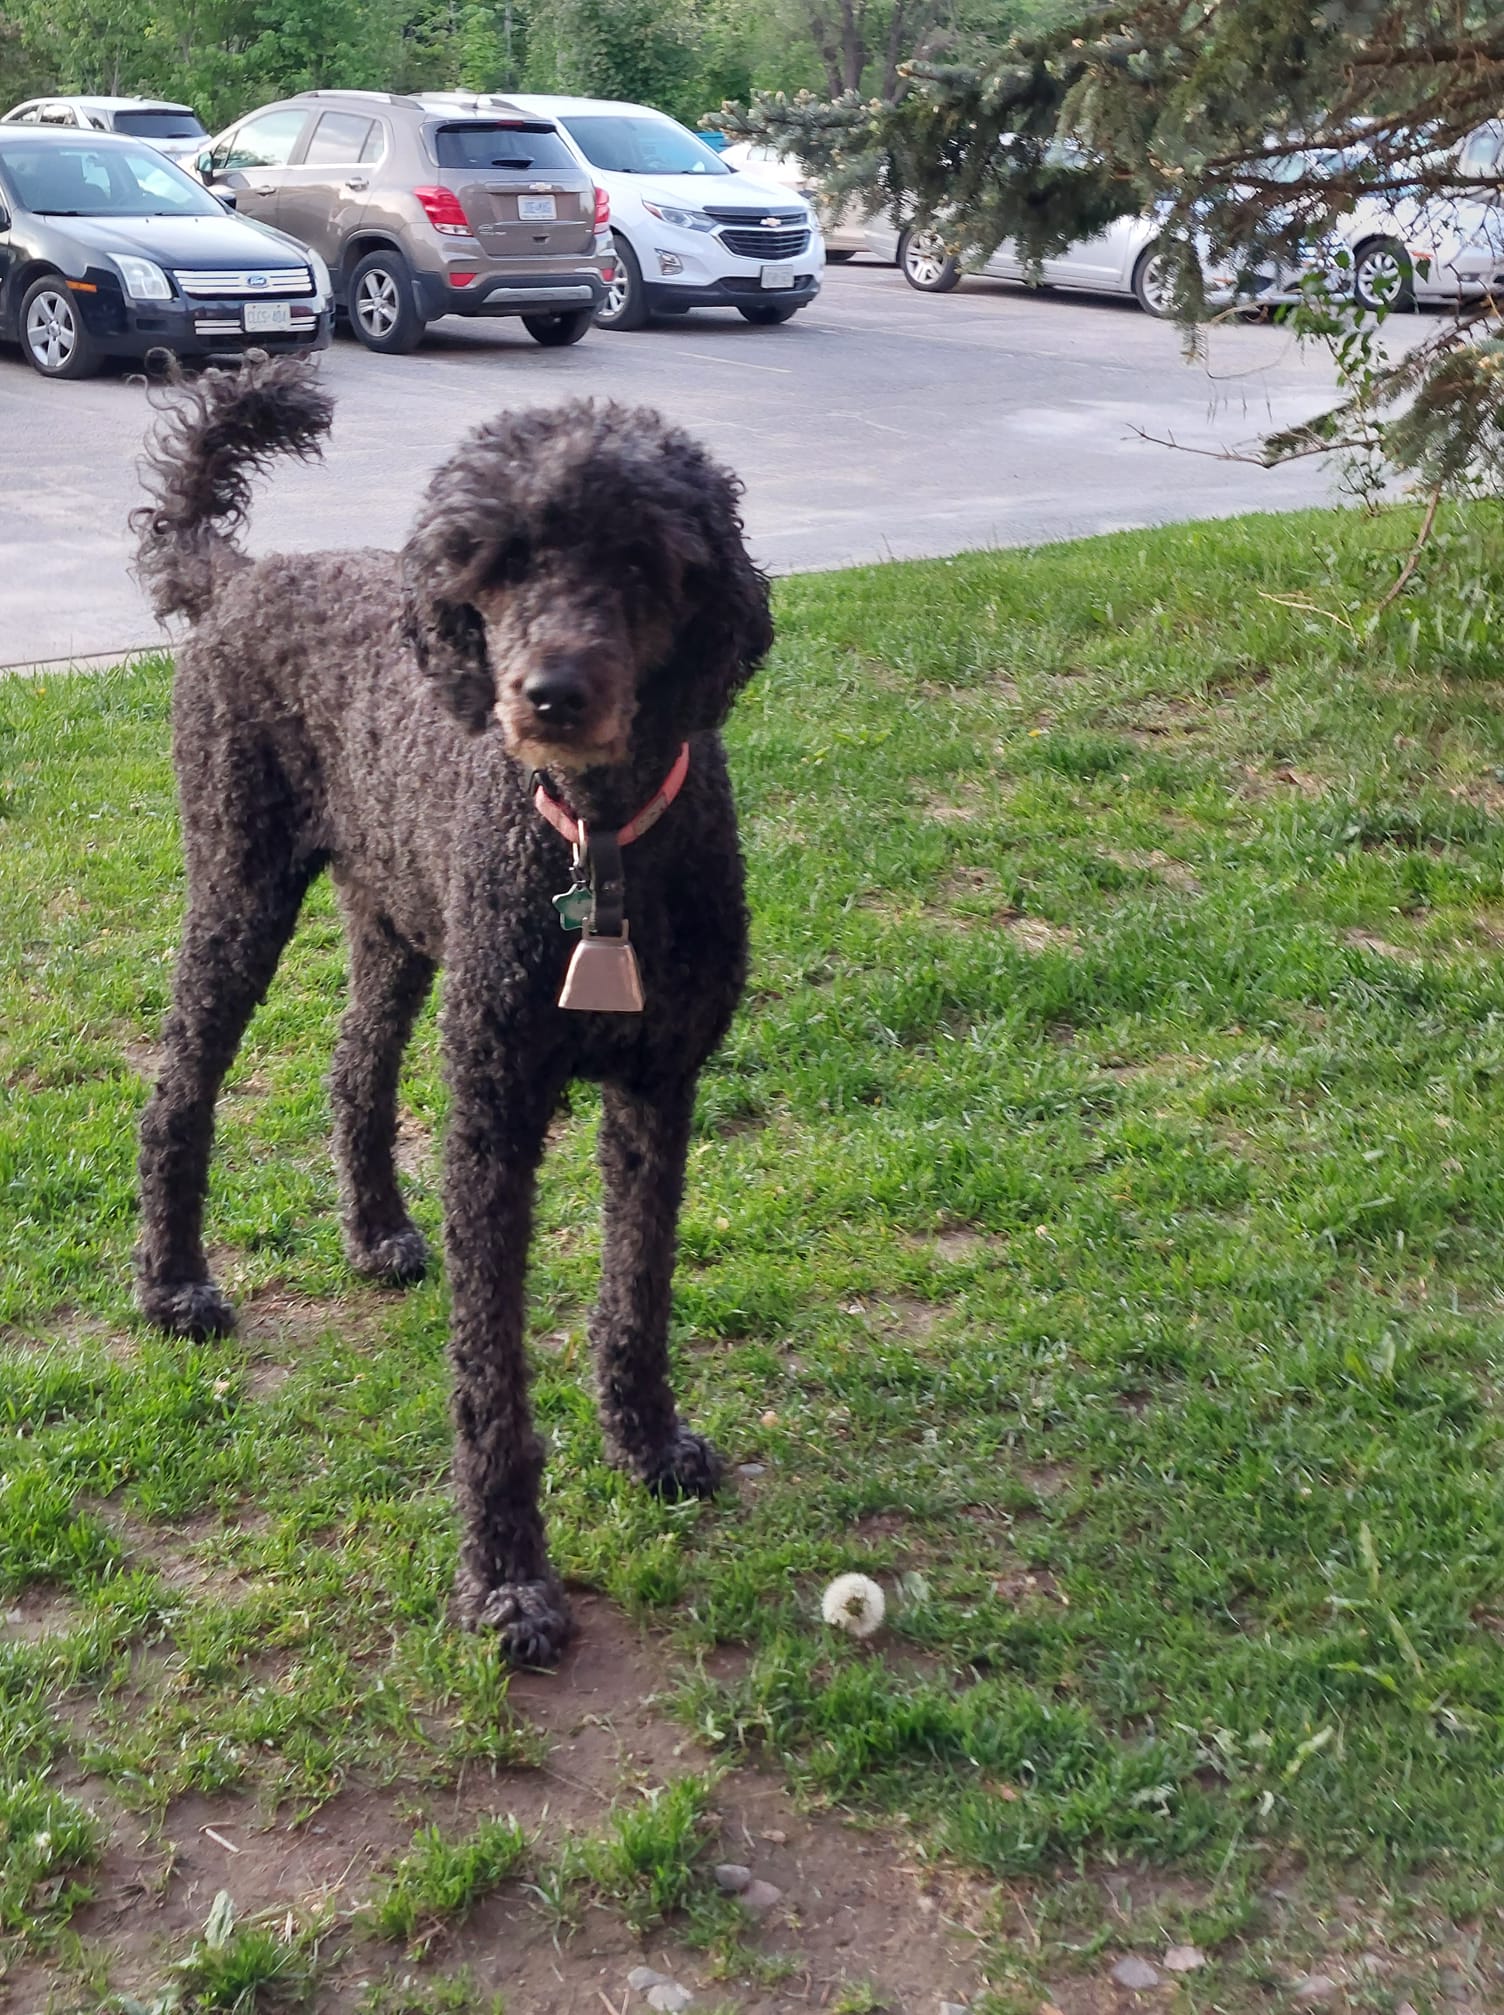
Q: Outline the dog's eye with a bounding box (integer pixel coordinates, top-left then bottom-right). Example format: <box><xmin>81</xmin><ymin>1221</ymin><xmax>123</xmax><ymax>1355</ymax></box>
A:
<box><xmin>493</xmin><ymin>538</ymin><xmax>531</xmax><ymax>585</ymax></box>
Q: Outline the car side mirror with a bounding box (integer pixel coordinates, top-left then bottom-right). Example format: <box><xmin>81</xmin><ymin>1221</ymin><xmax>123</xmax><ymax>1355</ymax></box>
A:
<box><xmin>0</xmin><ymin>203</ymin><xmax>9</xmax><ymax>231</ymax></box>
<box><xmin>197</xmin><ymin>149</ymin><xmax>214</xmax><ymax>178</ymax></box>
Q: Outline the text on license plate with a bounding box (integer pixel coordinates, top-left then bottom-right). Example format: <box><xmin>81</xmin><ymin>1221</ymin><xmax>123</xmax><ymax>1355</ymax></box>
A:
<box><xmin>760</xmin><ymin>266</ymin><xmax>795</xmax><ymax>290</ymax></box>
<box><xmin>243</xmin><ymin>301</ymin><xmax>293</xmax><ymax>332</ymax></box>
<box><xmin>519</xmin><ymin>195</ymin><xmax>557</xmax><ymax>221</ymax></box>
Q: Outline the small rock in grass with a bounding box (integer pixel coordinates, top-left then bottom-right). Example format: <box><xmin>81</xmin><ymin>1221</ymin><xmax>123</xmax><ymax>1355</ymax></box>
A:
<box><xmin>1111</xmin><ymin>1956</ymin><xmax>1162</xmax><ymax>1991</ymax></box>
<box><xmin>713</xmin><ymin>1863</ymin><xmax>752</xmax><ymax>1893</ymax></box>
<box><xmin>1291</xmin><ymin>1975</ymin><xmax>1338</xmax><ymax>2003</ymax></box>
<box><xmin>737</xmin><ymin>1462</ymin><xmax>766</xmax><ymax>1478</ymax></box>
<box><xmin>628</xmin><ymin>1967</ymin><xmax>666</xmax><ymax>1992</ymax></box>
<box><xmin>737</xmin><ymin>1878</ymin><xmax>783</xmax><ymax>1915</ymax></box>
<box><xmin>647</xmin><ymin>1984</ymin><xmax>693</xmax><ymax>2013</ymax></box>
<box><xmin>1163</xmin><ymin>1946</ymin><xmax>1204</xmax><ymax>1973</ymax></box>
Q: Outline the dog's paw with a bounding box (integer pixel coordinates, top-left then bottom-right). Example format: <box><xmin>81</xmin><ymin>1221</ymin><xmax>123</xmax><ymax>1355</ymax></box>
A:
<box><xmin>347</xmin><ymin>1227</ymin><xmax>429</xmax><ymax>1286</ymax></box>
<box><xmin>459</xmin><ymin>1576</ymin><xmax>573</xmax><ymax>1668</ymax></box>
<box><xmin>640</xmin><ymin>1427</ymin><xmax>725</xmax><ymax>1502</ymax></box>
<box><xmin>136</xmin><ymin>1277</ymin><xmax>237</xmax><ymax>1340</ymax></box>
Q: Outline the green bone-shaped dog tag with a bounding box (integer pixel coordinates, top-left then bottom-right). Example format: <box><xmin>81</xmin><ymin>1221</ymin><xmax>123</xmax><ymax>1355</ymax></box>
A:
<box><xmin>553</xmin><ymin>884</ymin><xmax>594</xmax><ymax>931</ymax></box>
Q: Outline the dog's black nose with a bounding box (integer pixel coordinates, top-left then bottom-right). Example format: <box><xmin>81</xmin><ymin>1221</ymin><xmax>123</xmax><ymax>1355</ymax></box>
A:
<box><xmin>524</xmin><ymin>667</ymin><xmax>590</xmax><ymax>724</ymax></box>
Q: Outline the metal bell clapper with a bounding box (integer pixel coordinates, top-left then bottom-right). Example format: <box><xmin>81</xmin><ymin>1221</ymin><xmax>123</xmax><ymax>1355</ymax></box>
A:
<box><xmin>557</xmin><ymin>923</ymin><xmax>645</xmax><ymax>1013</ymax></box>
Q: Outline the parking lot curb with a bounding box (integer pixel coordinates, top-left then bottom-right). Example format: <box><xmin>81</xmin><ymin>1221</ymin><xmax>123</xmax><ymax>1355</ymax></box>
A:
<box><xmin>1</xmin><ymin>644</ymin><xmax>164</xmax><ymax>677</ymax></box>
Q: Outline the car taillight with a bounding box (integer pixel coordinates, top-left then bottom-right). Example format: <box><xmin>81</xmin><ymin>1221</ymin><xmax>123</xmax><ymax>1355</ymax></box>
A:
<box><xmin>415</xmin><ymin>186</ymin><xmax>473</xmax><ymax>237</ymax></box>
<box><xmin>594</xmin><ymin>185</ymin><xmax>610</xmax><ymax>229</ymax></box>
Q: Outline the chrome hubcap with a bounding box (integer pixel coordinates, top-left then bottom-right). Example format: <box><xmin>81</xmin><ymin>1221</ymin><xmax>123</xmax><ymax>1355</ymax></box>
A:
<box><xmin>1359</xmin><ymin>251</ymin><xmax>1404</xmax><ymax>305</ymax></box>
<box><xmin>26</xmin><ymin>290</ymin><xmax>76</xmax><ymax>370</ymax></box>
<box><xmin>905</xmin><ymin>232</ymin><xmax>949</xmax><ymax>286</ymax></box>
<box><xmin>1139</xmin><ymin>256</ymin><xmax>1172</xmax><ymax>313</ymax></box>
<box><xmin>602</xmin><ymin>256</ymin><xmax>629</xmax><ymax>321</ymax></box>
<box><xmin>356</xmin><ymin>269</ymin><xmax>399</xmax><ymax>338</ymax></box>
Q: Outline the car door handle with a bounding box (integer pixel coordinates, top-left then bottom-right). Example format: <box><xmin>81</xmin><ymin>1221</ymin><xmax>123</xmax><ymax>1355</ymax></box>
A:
<box><xmin>342</xmin><ymin>177</ymin><xmax>369</xmax><ymax>192</ymax></box>
<box><xmin>250</xmin><ymin>183</ymin><xmax>274</xmax><ymax>195</ymax></box>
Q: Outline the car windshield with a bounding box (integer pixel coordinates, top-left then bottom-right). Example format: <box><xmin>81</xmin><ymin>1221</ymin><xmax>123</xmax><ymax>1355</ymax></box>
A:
<box><xmin>0</xmin><ymin>138</ymin><xmax>222</xmax><ymax>215</ymax></box>
<box><xmin>113</xmin><ymin>109</ymin><xmax>208</xmax><ymax>139</ymax></box>
<box><xmin>559</xmin><ymin>114</ymin><xmax>729</xmax><ymax>176</ymax></box>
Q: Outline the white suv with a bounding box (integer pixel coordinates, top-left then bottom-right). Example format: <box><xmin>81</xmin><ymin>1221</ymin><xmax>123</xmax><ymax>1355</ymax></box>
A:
<box><xmin>505</xmin><ymin>94</ymin><xmax>824</xmax><ymax>328</ymax></box>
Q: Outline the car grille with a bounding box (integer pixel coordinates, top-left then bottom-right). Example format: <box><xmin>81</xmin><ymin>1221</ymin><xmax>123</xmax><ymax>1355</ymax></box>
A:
<box><xmin>718</xmin><ymin>227</ymin><xmax>811</xmax><ymax>261</ymax></box>
<box><xmin>174</xmin><ymin>267</ymin><xmax>313</xmax><ymax>298</ymax></box>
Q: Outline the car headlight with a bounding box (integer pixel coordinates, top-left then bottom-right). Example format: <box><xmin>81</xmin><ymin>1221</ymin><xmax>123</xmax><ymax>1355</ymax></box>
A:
<box><xmin>112</xmin><ymin>255</ymin><xmax>172</xmax><ymax>301</ymax></box>
<box><xmin>307</xmin><ymin>248</ymin><xmax>332</xmax><ymax>302</ymax></box>
<box><xmin>641</xmin><ymin>200</ymin><xmax>717</xmax><ymax>233</ymax></box>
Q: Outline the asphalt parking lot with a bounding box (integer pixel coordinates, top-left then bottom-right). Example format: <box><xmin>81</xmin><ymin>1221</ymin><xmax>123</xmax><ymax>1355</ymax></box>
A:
<box><xmin>2</xmin><ymin>259</ymin><xmax>1377</xmax><ymax>665</ymax></box>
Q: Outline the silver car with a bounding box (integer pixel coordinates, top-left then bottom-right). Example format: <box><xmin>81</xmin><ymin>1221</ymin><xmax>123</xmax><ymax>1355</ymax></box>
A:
<box><xmin>1</xmin><ymin>96</ymin><xmax>208</xmax><ymax>169</ymax></box>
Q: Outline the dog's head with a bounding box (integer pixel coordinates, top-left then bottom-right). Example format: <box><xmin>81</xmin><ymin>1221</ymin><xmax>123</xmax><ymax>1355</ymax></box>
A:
<box><xmin>400</xmin><ymin>402</ymin><xmax>772</xmax><ymax>766</ymax></box>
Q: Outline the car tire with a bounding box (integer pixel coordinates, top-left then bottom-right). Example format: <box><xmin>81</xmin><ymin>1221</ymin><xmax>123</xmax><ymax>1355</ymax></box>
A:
<box><xmin>737</xmin><ymin>300</ymin><xmax>800</xmax><ymax>324</ymax></box>
<box><xmin>348</xmin><ymin>250</ymin><xmax>426</xmax><ymax>353</ymax></box>
<box><xmin>897</xmin><ymin>226</ymin><xmax>960</xmax><ymax>293</ymax></box>
<box><xmin>1353</xmin><ymin>237</ymin><xmax>1415</xmax><ymax>311</ymax></box>
<box><xmin>20</xmin><ymin>275</ymin><xmax>102</xmax><ymax>379</ymax></box>
<box><xmin>595</xmin><ymin>233</ymin><xmax>649</xmax><ymax>331</ymax></box>
<box><xmin>1131</xmin><ymin>247</ymin><xmax>1178</xmax><ymax>317</ymax></box>
<box><xmin>522</xmin><ymin>307</ymin><xmax>596</xmax><ymax>346</ymax></box>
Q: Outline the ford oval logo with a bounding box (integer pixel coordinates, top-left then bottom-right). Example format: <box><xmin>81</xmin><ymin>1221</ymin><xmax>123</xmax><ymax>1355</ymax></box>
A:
<box><xmin>247</xmin><ymin>273</ymin><xmax>269</xmax><ymax>288</ymax></box>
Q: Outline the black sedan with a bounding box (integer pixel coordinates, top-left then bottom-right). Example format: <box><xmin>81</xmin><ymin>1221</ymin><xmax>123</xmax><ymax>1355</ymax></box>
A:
<box><xmin>0</xmin><ymin>127</ymin><xmax>331</xmax><ymax>378</ymax></box>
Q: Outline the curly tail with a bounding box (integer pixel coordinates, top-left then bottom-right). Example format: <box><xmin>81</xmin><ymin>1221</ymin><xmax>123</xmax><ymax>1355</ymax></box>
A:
<box><xmin>130</xmin><ymin>353</ymin><xmax>334</xmax><ymax>623</ymax></box>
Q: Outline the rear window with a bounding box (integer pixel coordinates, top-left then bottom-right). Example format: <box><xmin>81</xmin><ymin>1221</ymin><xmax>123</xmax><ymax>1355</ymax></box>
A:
<box><xmin>433</xmin><ymin>122</ymin><xmax>576</xmax><ymax>172</ymax></box>
<box><xmin>113</xmin><ymin>109</ymin><xmax>207</xmax><ymax>139</ymax></box>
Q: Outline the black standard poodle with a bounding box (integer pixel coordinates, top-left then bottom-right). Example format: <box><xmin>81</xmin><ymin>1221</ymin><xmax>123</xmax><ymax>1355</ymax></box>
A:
<box><xmin>131</xmin><ymin>357</ymin><xmax>772</xmax><ymax>1666</ymax></box>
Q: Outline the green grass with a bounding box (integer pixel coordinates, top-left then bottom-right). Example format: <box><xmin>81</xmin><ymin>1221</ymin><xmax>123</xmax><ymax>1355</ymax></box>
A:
<box><xmin>5</xmin><ymin>501</ymin><xmax>1504</xmax><ymax>2008</ymax></box>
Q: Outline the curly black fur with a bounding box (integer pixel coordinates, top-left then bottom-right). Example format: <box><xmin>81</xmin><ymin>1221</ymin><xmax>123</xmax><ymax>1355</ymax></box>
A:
<box><xmin>131</xmin><ymin>354</ymin><xmax>334</xmax><ymax>621</ymax></box>
<box><xmin>133</xmin><ymin>356</ymin><xmax>771</xmax><ymax>1666</ymax></box>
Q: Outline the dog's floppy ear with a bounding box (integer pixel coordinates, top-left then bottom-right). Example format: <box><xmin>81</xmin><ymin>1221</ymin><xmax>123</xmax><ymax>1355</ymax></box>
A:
<box><xmin>399</xmin><ymin>535</ymin><xmax>491</xmax><ymax>733</ymax></box>
<box><xmin>661</xmin><ymin>449</ymin><xmax>773</xmax><ymax>732</ymax></box>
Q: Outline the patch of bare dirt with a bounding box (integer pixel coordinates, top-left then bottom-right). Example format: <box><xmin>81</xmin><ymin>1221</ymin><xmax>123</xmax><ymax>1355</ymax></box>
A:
<box><xmin>120</xmin><ymin>1037</ymin><xmax>162</xmax><ymax>1081</ymax></box>
<box><xmin>1104</xmin><ymin>849</ymin><xmax>1203</xmax><ymax>896</ymax></box>
<box><xmin>1343</xmin><ymin>928</ymin><xmax>1418</xmax><ymax>962</ymax></box>
<box><xmin>394</xmin><ymin>1109</ymin><xmax>436</xmax><ymax>1182</ymax></box>
<box><xmin>1004</xmin><ymin>913</ymin><xmax>1080</xmax><ymax>954</ymax></box>
<box><xmin>25</xmin><ymin>1598</ymin><xmax>983</xmax><ymax>2015</ymax></box>
<box><xmin>909</xmin><ymin>1226</ymin><xmax>1005</xmax><ymax>1265</ymax></box>
<box><xmin>85</xmin><ymin>1501</ymin><xmax>258</xmax><ymax>1601</ymax></box>
<box><xmin>2</xmin><ymin>1586</ymin><xmax>87</xmax><ymax>1642</ymax></box>
<box><xmin>840</xmin><ymin>1295</ymin><xmax>945</xmax><ymax>1343</ymax></box>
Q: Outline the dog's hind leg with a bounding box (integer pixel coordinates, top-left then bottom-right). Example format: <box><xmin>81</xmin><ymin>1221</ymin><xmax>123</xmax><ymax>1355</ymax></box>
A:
<box><xmin>136</xmin><ymin>862</ymin><xmax>314</xmax><ymax>1338</ymax></box>
<box><xmin>330</xmin><ymin>893</ymin><xmax>435</xmax><ymax>1285</ymax></box>
<box><xmin>591</xmin><ymin>1078</ymin><xmax>724</xmax><ymax>1500</ymax></box>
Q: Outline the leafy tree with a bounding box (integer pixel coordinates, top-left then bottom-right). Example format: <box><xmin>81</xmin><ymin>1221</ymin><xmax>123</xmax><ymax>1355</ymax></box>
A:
<box><xmin>724</xmin><ymin>4</ymin><xmax>1504</xmax><ymax>503</ymax></box>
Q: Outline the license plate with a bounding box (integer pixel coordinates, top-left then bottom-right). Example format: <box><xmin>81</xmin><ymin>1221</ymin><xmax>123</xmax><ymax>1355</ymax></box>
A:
<box><xmin>519</xmin><ymin>195</ymin><xmax>557</xmax><ymax>221</ymax></box>
<box><xmin>760</xmin><ymin>265</ymin><xmax>795</xmax><ymax>290</ymax></box>
<box><xmin>243</xmin><ymin>300</ymin><xmax>292</xmax><ymax>331</ymax></box>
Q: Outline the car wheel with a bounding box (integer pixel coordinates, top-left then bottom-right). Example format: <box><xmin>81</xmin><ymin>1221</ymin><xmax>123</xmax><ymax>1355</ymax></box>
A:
<box><xmin>1131</xmin><ymin>247</ymin><xmax>1178</xmax><ymax>317</ymax></box>
<box><xmin>898</xmin><ymin>226</ymin><xmax>960</xmax><ymax>292</ymax></box>
<box><xmin>349</xmin><ymin>250</ymin><xmax>425</xmax><ymax>354</ymax></box>
<box><xmin>21</xmin><ymin>275</ymin><xmax>101</xmax><ymax>379</ymax></box>
<box><xmin>595</xmin><ymin>234</ymin><xmax>649</xmax><ymax>331</ymax></box>
<box><xmin>737</xmin><ymin>300</ymin><xmax>800</xmax><ymax>324</ymax></box>
<box><xmin>1353</xmin><ymin>237</ymin><xmax>1415</xmax><ymax>311</ymax></box>
<box><xmin>522</xmin><ymin>307</ymin><xmax>596</xmax><ymax>346</ymax></box>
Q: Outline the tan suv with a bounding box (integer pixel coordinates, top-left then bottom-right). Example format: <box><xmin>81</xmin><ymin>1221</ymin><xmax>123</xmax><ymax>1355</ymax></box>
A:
<box><xmin>195</xmin><ymin>89</ymin><xmax>611</xmax><ymax>351</ymax></box>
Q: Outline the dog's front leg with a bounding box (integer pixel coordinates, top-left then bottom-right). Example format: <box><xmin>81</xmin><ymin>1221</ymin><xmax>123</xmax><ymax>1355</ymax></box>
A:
<box><xmin>592</xmin><ymin>1077</ymin><xmax>724</xmax><ymax>1500</ymax></box>
<box><xmin>444</xmin><ymin>1026</ymin><xmax>572</xmax><ymax>1667</ymax></box>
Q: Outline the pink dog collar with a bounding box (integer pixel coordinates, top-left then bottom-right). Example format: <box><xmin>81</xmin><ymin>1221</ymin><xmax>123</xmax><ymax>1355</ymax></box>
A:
<box><xmin>531</xmin><ymin>741</ymin><xmax>690</xmax><ymax>848</ymax></box>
